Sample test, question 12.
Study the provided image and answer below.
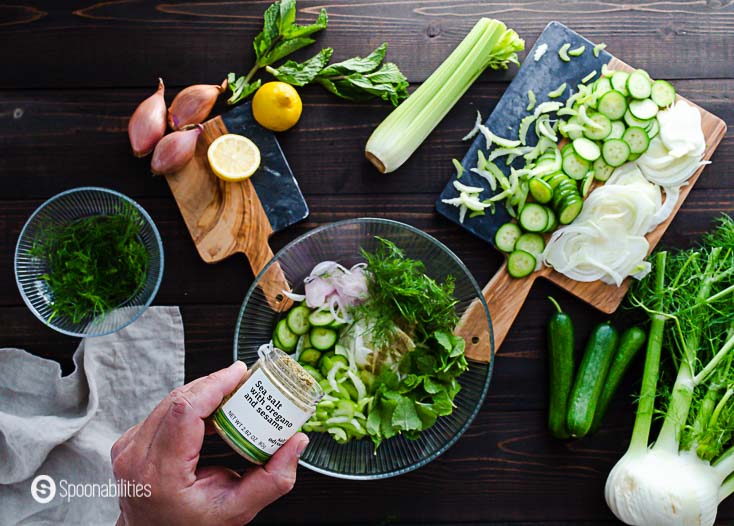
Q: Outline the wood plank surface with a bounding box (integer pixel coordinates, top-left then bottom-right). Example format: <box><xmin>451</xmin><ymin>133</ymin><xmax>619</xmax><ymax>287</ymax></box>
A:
<box><xmin>1</xmin><ymin>1</ymin><xmax>733</xmax><ymax>524</ymax></box>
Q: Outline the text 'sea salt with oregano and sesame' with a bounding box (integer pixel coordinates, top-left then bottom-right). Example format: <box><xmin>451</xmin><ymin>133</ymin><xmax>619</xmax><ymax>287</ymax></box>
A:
<box><xmin>212</xmin><ymin>344</ymin><xmax>323</xmax><ymax>464</ymax></box>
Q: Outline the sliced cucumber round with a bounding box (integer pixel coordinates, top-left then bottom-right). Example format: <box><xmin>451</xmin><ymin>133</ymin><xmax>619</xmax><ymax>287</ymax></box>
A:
<box><xmin>626</xmin><ymin>70</ymin><xmax>652</xmax><ymax>99</ymax></box>
<box><xmin>610</xmin><ymin>71</ymin><xmax>629</xmax><ymax>96</ymax></box>
<box><xmin>310</xmin><ymin>327</ymin><xmax>338</xmax><ymax>351</ymax></box>
<box><xmin>624</xmin><ymin>109</ymin><xmax>652</xmax><ymax>129</ymax></box>
<box><xmin>628</xmin><ymin>98</ymin><xmax>659</xmax><ymax>120</ymax></box>
<box><xmin>622</xmin><ymin>126</ymin><xmax>650</xmax><ymax>155</ymax></box>
<box><xmin>507</xmin><ymin>250</ymin><xmax>537</xmax><ymax>279</ymax></box>
<box><xmin>299</xmin><ymin>348</ymin><xmax>322</xmax><ymax>365</ymax></box>
<box><xmin>572</xmin><ymin>137</ymin><xmax>601</xmax><ymax>162</ymax></box>
<box><xmin>608</xmin><ymin>120</ymin><xmax>626</xmax><ymax>140</ymax></box>
<box><xmin>593</xmin><ymin>77</ymin><xmax>613</xmax><ymax>101</ymax></box>
<box><xmin>529</xmin><ymin>177</ymin><xmax>554</xmax><ymax>204</ymax></box>
<box><xmin>515</xmin><ymin>233</ymin><xmax>545</xmax><ymax>257</ymax></box>
<box><xmin>650</xmin><ymin>79</ymin><xmax>676</xmax><ymax>107</ymax></box>
<box><xmin>543</xmin><ymin>208</ymin><xmax>558</xmax><ymax>233</ymax></box>
<box><xmin>309</xmin><ymin>309</ymin><xmax>335</xmax><ymax>327</ymax></box>
<box><xmin>562</xmin><ymin>151</ymin><xmax>592</xmax><ymax>180</ymax></box>
<box><xmin>495</xmin><ymin>222</ymin><xmax>522</xmax><ymax>253</ymax></box>
<box><xmin>583</xmin><ymin>112</ymin><xmax>613</xmax><ymax>141</ymax></box>
<box><xmin>602</xmin><ymin>138</ymin><xmax>631</xmax><ymax>167</ymax></box>
<box><xmin>275</xmin><ymin>319</ymin><xmax>298</xmax><ymax>352</ymax></box>
<box><xmin>593</xmin><ymin>157</ymin><xmax>614</xmax><ymax>182</ymax></box>
<box><xmin>597</xmin><ymin>90</ymin><xmax>627</xmax><ymax>120</ymax></box>
<box><xmin>581</xmin><ymin>171</ymin><xmax>595</xmax><ymax>197</ymax></box>
<box><xmin>558</xmin><ymin>196</ymin><xmax>583</xmax><ymax>224</ymax></box>
<box><xmin>286</xmin><ymin>305</ymin><xmax>311</xmax><ymax>335</ymax></box>
<box><xmin>519</xmin><ymin>203</ymin><xmax>550</xmax><ymax>233</ymax></box>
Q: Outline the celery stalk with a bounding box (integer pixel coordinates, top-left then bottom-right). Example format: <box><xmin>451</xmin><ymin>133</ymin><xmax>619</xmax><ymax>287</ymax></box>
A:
<box><xmin>365</xmin><ymin>18</ymin><xmax>523</xmax><ymax>173</ymax></box>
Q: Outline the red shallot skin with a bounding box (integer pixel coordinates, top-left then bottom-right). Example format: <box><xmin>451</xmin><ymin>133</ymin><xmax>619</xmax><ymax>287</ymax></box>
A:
<box><xmin>150</xmin><ymin>125</ymin><xmax>201</xmax><ymax>175</ymax></box>
<box><xmin>128</xmin><ymin>78</ymin><xmax>167</xmax><ymax>157</ymax></box>
<box><xmin>167</xmin><ymin>79</ymin><xmax>227</xmax><ymax>130</ymax></box>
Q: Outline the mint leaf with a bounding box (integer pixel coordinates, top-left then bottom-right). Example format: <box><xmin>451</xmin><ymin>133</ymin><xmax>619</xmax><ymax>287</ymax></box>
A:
<box><xmin>380</xmin><ymin>398</ymin><xmax>398</xmax><ymax>438</ymax></box>
<box><xmin>281</xmin><ymin>8</ymin><xmax>327</xmax><ymax>39</ymax></box>
<box><xmin>253</xmin><ymin>2</ymin><xmax>280</xmax><ymax>62</ymax></box>
<box><xmin>319</xmin><ymin>43</ymin><xmax>387</xmax><ymax>76</ymax></box>
<box><xmin>226</xmin><ymin>75</ymin><xmax>261</xmax><ymax>105</ymax></box>
<box><xmin>435</xmin><ymin>331</ymin><xmax>453</xmax><ymax>352</ymax></box>
<box><xmin>450</xmin><ymin>336</ymin><xmax>465</xmax><ymax>357</ymax></box>
<box><xmin>415</xmin><ymin>402</ymin><xmax>438</xmax><ymax>429</ymax></box>
<box><xmin>430</xmin><ymin>391</ymin><xmax>454</xmax><ymax>416</ymax></box>
<box><xmin>401</xmin><ymin>373</ymin><xmax>422</xmax><ymax>391</ymax></box>
<box><xmin>415</xmin><ymin>352</ymin><xmax>436</xmax><ymax>374</ymax></box>
<box><xmin>365</xmin><ymin>62</ymin><xmax>407</xmax><ymax>84</ymax></box>
<box><xmin>278</xmin><ymin>0</ymin><xmax>296</xmax><ymax>33</ymax></box>
<box><xmin>260</xmin><ymin>36</ymin><xmax>315</xmax><ymax>67</ymax></box>
<box><xmin>366</xmin><ymin>405</ymin><xmax>382</xmax><ymax>437</ymax></box>
<box><xmin>423</xmin><ymin>376</ymin><xmax>445</xmax><ymax>395</ymax></box>
<box><xmin>392</xmin><ymin>396</ymin><xmax>422</xmax><ymax>432</ymax></box>
<box><xmin>266</xmin><ymin>48</ymin><xmax>333</xmax><ymax>86</ymax></box>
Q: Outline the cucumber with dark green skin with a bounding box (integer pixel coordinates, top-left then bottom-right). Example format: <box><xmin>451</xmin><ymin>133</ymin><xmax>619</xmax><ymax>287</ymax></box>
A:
<box><xmin>566</xmin><ymin>322</ymin><xmax>619</xmax><ymax>437</ymax></box>
<box><xmin>547</xmin><ymin>297</ymin><xmax>575</xmax><ymax>439</ymax></box>
<box><xmin>590</xmin><ymin>326</ymin><xmax>646</xmax><ymax>433</ymax></box>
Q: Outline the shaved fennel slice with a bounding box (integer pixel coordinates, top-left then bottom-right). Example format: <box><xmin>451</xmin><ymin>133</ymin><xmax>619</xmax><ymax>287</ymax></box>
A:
<box><xmin>543</xmin><ymin>224</ymin><xmax>650</xmax><ymax>285</ymax></box>
<box><xmin>648</xmin><ymin>185</ymin><xmax>681</xmax><ymax>228</ymax></box>
<box><xmin>657</xmin><ymin>101</ymin><xmax>706</xmax><ymax>158</ymax></box>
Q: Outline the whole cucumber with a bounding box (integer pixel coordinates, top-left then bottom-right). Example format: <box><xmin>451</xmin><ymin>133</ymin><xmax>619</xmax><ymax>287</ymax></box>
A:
<box><xmin>590</xmin><ymin>326</ymin><xmax>646</xmax><ymax>433</ymax></box>
<box><xmin>566</xmin><ymin>322</ymin><xmax>619</xmax><ymax>438</ymax></box>
<box><xmin>547</xmin><ymin>298</ymin><xmax>575</xmax><ymax>439</ymax></box>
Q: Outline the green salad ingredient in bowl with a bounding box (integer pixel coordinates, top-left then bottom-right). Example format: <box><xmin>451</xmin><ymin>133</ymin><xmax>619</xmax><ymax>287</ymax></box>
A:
<box><xmin>15</xmin><ymin>187</ymin><xmax>164</xmax><ymax>337</ymax></box>
<box><xmin>29</xmin><ymin>211</ymin><xmax>150</xmax><ymax>324</ymax></box>
<box><xmin>275</xmin><ymin>237</ymin><xmax>468</xmax><ymax>449</ymax></box>
<box><xmin>235</xmin><ymin>218</ymin><xmax>492</xmax><ymax>479</ymax></box>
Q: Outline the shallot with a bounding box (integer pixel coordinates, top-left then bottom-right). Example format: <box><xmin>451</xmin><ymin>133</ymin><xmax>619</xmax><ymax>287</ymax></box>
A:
<box><xmin>150</xmin><ymin>125</ymin><xmax>201</xmax><ymax>175</ymax></box>
<box><xmin>128</xmin><ymin>78</ymin><xmax>167</xmax><ymax>157</ymax></box>
<box><xmin>168</xmin><ymin>80</ymin><xmax>226</xmax><ymax>130</ymax></box>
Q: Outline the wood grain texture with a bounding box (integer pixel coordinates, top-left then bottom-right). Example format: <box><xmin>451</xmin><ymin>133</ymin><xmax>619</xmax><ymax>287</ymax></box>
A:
<box><xmin>1</xmin><ymin>2</ymin><xmax>734</xmax><ymax>524</ymax></box>
<box><xmin>165</xmin><ymin>115</ymin><xmax>291</xmax><ymax>311</ymax></box>
<box><xmin>0</xmin><ymin>80</ymin><xmax>732</xmax><ymax>201</ymax></box>
<box><xmin>1</xmin><ymin>1</ymin><xmax>734</xmax><ymax>87</ymax></box>
<box><xmin>460</xmin><ymin>56</ymin><xmax>727</xmax><ymax>362</ymax></box>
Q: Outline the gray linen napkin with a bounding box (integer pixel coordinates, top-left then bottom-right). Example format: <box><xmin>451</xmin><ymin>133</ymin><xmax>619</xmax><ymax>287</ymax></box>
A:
<box><xmin>0</xmin><ymin>306</ymin><xmax>185</xmax><ymax>526</ymax></box>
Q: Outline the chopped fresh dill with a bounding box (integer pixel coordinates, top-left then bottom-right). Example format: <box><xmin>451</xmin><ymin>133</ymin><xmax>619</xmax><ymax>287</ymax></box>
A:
<box><xmin>355</xmin><ymin>237</ymin><xmax>459</xmax><ymax>347</ymax></box>
<box><xmin>30</xmin><ymin>209</ymin><xmax>149</xmax><ymax>324</ymax></box>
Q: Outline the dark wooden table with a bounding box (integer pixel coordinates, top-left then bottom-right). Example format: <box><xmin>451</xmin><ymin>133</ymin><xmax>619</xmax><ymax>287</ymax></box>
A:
<box><xmin>2</xmin><ymin>1</ymin><xmax>732</xmax><ymax>524</ymax></box>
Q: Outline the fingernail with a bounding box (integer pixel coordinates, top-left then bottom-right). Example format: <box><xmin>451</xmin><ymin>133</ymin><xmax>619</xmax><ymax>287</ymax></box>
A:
<box><xmin>231</xmin><ymin>361</ymin><xmax>247</xmax><ymax>372</ymax></box>
<box><xmin>297</xmin><ymin>436</ymin><xmax>310</xmax><ymax>457</ymax></box>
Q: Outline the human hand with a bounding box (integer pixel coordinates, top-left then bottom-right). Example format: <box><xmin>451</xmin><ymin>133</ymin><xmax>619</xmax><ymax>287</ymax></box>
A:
<box><xmin>111</xmin><ymin>361</ymin><xmax>309</xmax><ymax>526</ymax></box>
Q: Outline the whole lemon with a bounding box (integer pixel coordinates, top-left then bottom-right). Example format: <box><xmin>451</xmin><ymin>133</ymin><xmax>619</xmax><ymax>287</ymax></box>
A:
<box><xmin>252</xmin><ymin>82</ymin><xmax>303</xmax><ymax>132</ymax></box>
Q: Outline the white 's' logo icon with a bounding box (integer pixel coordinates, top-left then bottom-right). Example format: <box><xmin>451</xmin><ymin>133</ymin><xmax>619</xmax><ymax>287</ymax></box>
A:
<box><xmin>31</xmin><ymin>475</ymin><xmax>56</xmax><ymax>504</ymax></box>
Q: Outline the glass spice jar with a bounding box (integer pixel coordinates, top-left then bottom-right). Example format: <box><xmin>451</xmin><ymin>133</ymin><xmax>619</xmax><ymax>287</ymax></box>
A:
<box><xmin>212</xmin><ymin>344</ymin><xmax>324</xmax><ymax>464</ymax></box>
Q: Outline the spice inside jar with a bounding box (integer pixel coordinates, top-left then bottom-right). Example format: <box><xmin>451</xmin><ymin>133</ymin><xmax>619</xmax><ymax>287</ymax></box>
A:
<box><xmin>212</xmin><ymin>344</ymin><xmax>323</xmax><ymax>464</ymax></box>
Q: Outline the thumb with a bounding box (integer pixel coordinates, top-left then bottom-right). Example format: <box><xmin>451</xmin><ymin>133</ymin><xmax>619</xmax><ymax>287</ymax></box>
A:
<box><xmin>225</xmin><ymin>433</ymin><xmax>309</xmax><ymax>517</ymax></box>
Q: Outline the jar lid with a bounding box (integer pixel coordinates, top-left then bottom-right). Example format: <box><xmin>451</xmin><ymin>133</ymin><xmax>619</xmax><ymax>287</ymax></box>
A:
<box><xmin>259</xmin><ymin>344</ymin><xmax>324</xmax><ymax>404</ymax></box>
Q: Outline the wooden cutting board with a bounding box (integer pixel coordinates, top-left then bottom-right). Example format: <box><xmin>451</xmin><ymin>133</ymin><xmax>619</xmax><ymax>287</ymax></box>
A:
<box><xmin>165</xmin><ymin>103</ymin><xmax>308</xmax><ymax>311</ymax></box>
<box><xmin>435</xmin><ymin>22</ymin><xmax>727</xmax><ymax>363</ymax></box>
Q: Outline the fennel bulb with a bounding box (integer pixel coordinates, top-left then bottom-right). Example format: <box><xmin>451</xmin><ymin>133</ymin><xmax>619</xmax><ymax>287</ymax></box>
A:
<box><xmin>605</xmin><ymin>217</ymin><xmax>734</xmax><ymax>526</ymax></box>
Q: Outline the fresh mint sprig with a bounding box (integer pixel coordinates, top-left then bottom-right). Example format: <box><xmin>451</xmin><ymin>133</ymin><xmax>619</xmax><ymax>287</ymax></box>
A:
<box><xmin>227</xmin><ymin>0</ymin><xmax>408</xmax><ymax>106</ymax></box>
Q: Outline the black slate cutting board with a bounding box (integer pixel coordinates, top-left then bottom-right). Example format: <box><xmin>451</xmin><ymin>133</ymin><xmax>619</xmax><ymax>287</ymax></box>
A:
<box><xmin>436</xmin><ymin>21</ymin><xmax>611</xmax><ymax>243</ymax></box>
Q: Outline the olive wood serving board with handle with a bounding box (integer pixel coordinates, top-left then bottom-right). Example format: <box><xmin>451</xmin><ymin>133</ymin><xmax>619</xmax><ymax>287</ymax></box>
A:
<box><xmin>436</xmin><ymin>22</ymin><xmax>727</xmax><ymax>363</ymax></box>
<box><xmin>165</xmin><ymin>102</ymin><xmax>308</xmax><ymax>312</ymax></box>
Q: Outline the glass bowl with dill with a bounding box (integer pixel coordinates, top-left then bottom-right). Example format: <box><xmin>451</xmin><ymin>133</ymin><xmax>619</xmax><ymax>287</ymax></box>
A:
<box><xmin>234</xmin><ymin>218</ymin><xmax>493</xmax><ymax>479</ymax></box>
<box><xmin>14</xmin><ymin>187</ymin><xmax>164</xmax><ymax>337</ymax></box>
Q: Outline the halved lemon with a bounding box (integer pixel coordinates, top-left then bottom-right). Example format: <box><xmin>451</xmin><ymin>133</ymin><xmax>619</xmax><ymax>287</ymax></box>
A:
<box><xmin>207</xmin><ymin>134</ymin><xmax>261</xmax><ymax>182</ymax></box>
